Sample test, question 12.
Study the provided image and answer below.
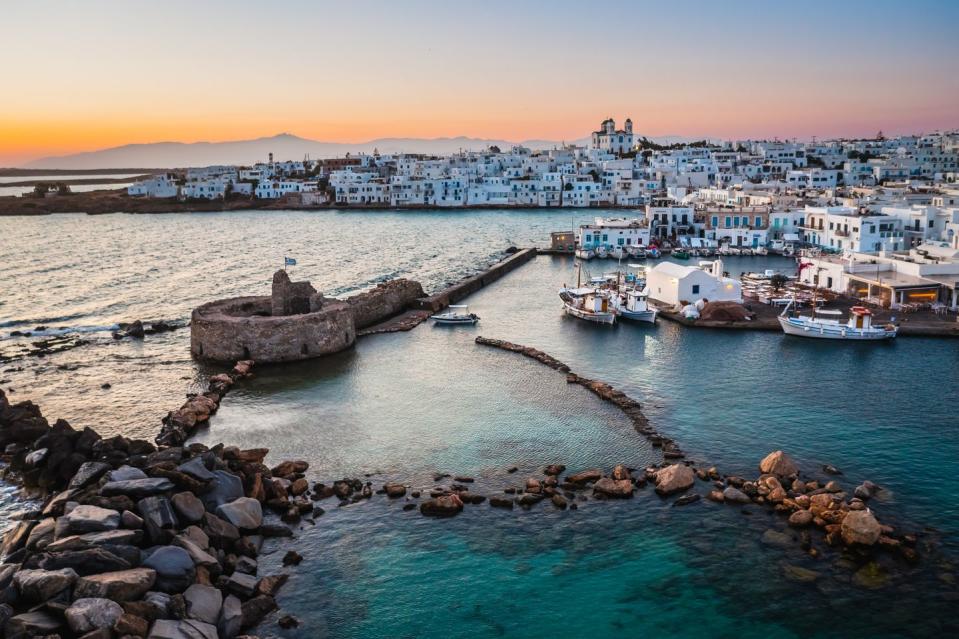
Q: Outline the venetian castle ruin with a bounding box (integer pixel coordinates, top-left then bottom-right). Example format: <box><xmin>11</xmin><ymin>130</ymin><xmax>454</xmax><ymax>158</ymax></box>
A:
<box><xmin>191</xmin><ymin>270</ymin><xmax>424</xmax><ymax>362</ymax></box>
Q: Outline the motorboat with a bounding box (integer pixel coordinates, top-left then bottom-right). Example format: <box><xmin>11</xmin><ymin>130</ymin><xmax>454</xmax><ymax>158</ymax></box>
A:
<box><xmin>647</xmin><ymin>247</ymin><xmax>661</xmax><ymax>259</ymax></box>
<box><xmin>754</xmin><ymin>246</ymin><xmax>769</xmax><ymax>256</ymax></box>
<box><xmin>778</xmin><ymin>301</ymin><xmax>896</xmax><ymax>340</ymax></box>
<box><xmin>575</xmin><ymin>248</ymin><xmax>595</xmax><ymax>260</ymax></box>
<box><xmin>596</xmin><ymin>246</ymin><xmax>609</xmax><ymax>259</ymax></box>
<box><xmin>672</xmin><ymin>250</ymin><xmax>690</xmax><ymax>260</ymax></box>
<box><xmin>610</xmin><ymin>246</ymin><xmax>626</xmax><ymax>260</ymax></box>
<box><xmin>627</xmin><ymin>246</ymin><xmax>647</xmax><ymax>259</ymax></box>
<box><xmin>430</xmin><ymin>304</ymin><xmax>480</xmax><ymax>325</ymax></box>
<box><xmin>615</xmin><ymin>287</ymin><xmax>658</xmax><ymax>323</ymax></box>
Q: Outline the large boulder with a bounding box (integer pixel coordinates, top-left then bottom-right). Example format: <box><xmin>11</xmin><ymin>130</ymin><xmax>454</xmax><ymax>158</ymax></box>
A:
<box><xmin>143</xmin><ymin>546</ymin><xmax>196</xmax><ymax>593</ymax></box>
<box><xmin>654</xmin><ymin>465</ymin><xmax>695</xmax><ymax>495</ymax></box>
<box><xmin>46</xmin><ymin>529</ymin><xmax>140</xmax><ymax>552</ymax></box>
<box><xmin>57</xmin><ymin>505</ymin><xmax>121</xmax><ymax>536</ymax></box>
<box><xmin>178</xmin><ymin>457</ymin><xmax>216</xmax><ymax>482</ymax></box>
<box><xmin>184</xmin><ymin>584</ymin><xmax>223</xmax><ymax>625</ymax></box>
<box><xmin>38</xmin><ymin>546</ymin><xmax>132</xmax><ymax>575</ymax></box>
<box><xmin>147</xmin><ymin>618</ymin><xmax>219</xmax><ymax>639</ymax></box>
<box><xmin>75</xmin><ymin>568</ymin><xmax>156</xmax><ymax>601</ymax></box>
<box><xmin>65</xmin><ymin>598</ymin><xmax>124</xmax><ymax>634</ymax></box>
<box><xmin>216</xmin><ymin>497</ymin><xmax>263</xmax><ymax>530</ymax></box>
<box><xmin>722</xmin><ymin>486</ymin><xmax>752</xmax><ymax>503</ymax></box>
<box><xmin>841</xmin><ymin>510</ymin><xmax>881</xmax><ymax>546</ymax></box>
<box><xmin>218</xmin><ymin>595</ymin><xmax>242</xmax><ymax>638</ymax></box>
<box><xmin>759</xmin><ymin>451</ymin><xmax>799</xmax><ymax>478</ymax></box>
<box><xmin>68</xmin><ymin>461</ymin><xmax>111</xmax><ymax>489</ymax></box>
<box><xmin>101</xmin><ymin>477</ymin><xmax>176</xmax><ymax>498</ymax></box>
<box><xmin>109</xmin><ymin>465</ymin><xmax>149</xmax><ymax>482</ymax></box>
<box><xmin>14</xmin><ymin>567</ymin><xmax>78</xmax><ymax>601</ymax></box>
<box><xmin>419</xmin><ymin>494</ymin><xmax>464</xmax><ymax>517</ymax></box>
<box><xmin>592</xmin><ymin>477</ymin><xmax>634</xmax><ymax>498</ymax></box>
<box><xmin>138</xmin><ymin>496</ymin><xmax>179</xmax><ymax>544</ymax></box>
<box><xmin>171</xmin><ymin>492</ymin><xmax>206</xmax><ymax>523</ymax></box>
<box><xmin>202</xmin><ymin>471</ymin><xmax>244</xmax><ymax>511</ymax></box>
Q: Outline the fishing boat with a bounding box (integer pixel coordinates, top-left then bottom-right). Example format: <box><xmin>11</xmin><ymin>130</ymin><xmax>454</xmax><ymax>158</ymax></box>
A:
<box><xmin>559</xmin><ymin>264</ymin><xmax>616</xmax><ymax>324</ymax></box>
<box><xmin>627</xmin><ymin>246</ymin><xmax>647</xmax><ymax>259</ymax></box>
<box><xmin>614</xmin><ymin>287</ymin><xmax>658</xmax><ymax>323</ymax></box>
<box><xmin>672</xmin><ymin>249</ymin><xmax>690</xmax><ymax>260</ymax></box>
<box><xmin>647</xmin><ymin>247</ymin><xmax>661</xmax><ymax>259</ymax></box>
<box><xmin>596</xmin><ymin>246</ymin><xmax>609</xmax><ymax>259</ymax></box>
<box><xmin>610</xmin><ymin>246</ymin><xmax>626</xmax><ymax>260</ymax></box>
<box><xmin>778</xmin><ymin>301</ymin><xmax>896</xmax><ymax>340</ymax></box>
<box><xmin>430</xmin><ymin>304</ymin><xmax>480</xmax><ymax>325</ymax></box>
<box><xmin>754</xmin><ymin>246</ymin><xmax>769</xmax><ymax>256</ymax></box>
<box><xmin>575</xmin><ymin>248</ymin><xmax>595</xmax><ymax>260</ymax></box>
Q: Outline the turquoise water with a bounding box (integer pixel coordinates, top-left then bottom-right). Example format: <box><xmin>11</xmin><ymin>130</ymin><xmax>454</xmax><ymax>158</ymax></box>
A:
<box><xmin>2</xmin><ymin>211</ymin><xmax>958</xmax><ymax>637</ymax></box>
<box><xmin>198</xmin><ymin>255</ymin><xmax>959</xmax><ymax>639</ymax></box>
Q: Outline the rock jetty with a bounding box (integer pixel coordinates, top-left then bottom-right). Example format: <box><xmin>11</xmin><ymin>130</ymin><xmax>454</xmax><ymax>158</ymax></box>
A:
<box><xmin>0</xmin><ymin>363</ymin><xmax>312</xmax><ymax>637</ymax></box>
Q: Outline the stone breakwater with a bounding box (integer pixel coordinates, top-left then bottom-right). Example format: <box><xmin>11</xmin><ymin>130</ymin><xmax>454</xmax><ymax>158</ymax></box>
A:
<box><xmin>465</xmin><ymin>336</ymin><xmax>922</xmax><ymax>580</ymax></box>
<box><xmin>0</xmin><ymin>363</ymin><xmax>316</xmax><ymax>637</ymax></box>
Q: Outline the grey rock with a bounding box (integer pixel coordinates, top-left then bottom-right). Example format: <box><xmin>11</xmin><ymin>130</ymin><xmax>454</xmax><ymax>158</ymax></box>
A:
<box><xmin>172</xmin><ymin>534</ymin><xmax>218</xmax><ymax>567</ymax></box>
<box><xmin>184</xmin><ymin>583</ymin><xmax>222</xmax><ymax>625</ymax></box>
<box><xmin>178</xmin><ymin>457</ymin><xmax>216</xmax><ymax>482</ymax></box>
<box><xmin>65</xmin><ymin>597</ymin><xmax>124</xmax><ymax>634</ymax></box>
<box><xmin>74</xmin><ymin>567</ymin><xmax>156</xmax><ymax>601</ymax></box>
<box><xmin>14</xmin><ymin>567</ymin><xmax>78</xmax><ymax>601</ymax></box>
<box><xmin>122</xmin><ymin>510</ymin><xmax>144</xmax><ymax>529</ymax></box>
<box><xmin>216</xmin><ymin>497</ymin><xmax>263</xmax><ymax>530</ymax></box>
<box><xmin>225</xmin><ymin>571</ymin><xmax>258</xmax><ymax>598</ymax></box>
<box><xmin>235</xmin><ymin>556</ymin><xmax>257</xmax><ymax>575</ymax></box>
<box><xmin>101</xmin><ymin>477</ymin><xmax>175</xmax><ymax>498</ymax></box>
<box><xmin>46</xmin><ymin>529</ymin><xmax>140</xmax><ymax>552</ymax></box>
<box><xmin>68</xmin><ymin>462</ymin><xmax>111</xmax><ymax>490</ymax></box>
<box><xmin>138</xmin><ymin>496</ymin><xmax>179</xmax><ymax>544</ymax></box>
<box><xmin>217</xmin><ymin>595</ymin><xmax>242</xmax><ymax>638</ymax></box>
<box><xmin>172</xmin><ymin>492</ymin><xmax>206</xmax><ymax>523</ymax></box>
<box><xmin>147</xmin><ymin>618</ymin><xmax>219</xmax><ymax>639</ymax></box>
<box><xmin>143</xmin><ymin>546</ymin><xmax>196</xmax><ymax>593</ymax></box>
<box><xmin>201</xmin><ymin>470</ymin><xmax>243</xmax><ymax>511</ymax></box>
<box><xmin>38</xmin><ymin>546</ymin><xmax>132</xmax><ymax>575</ymax></box>
<box><xmin>57</xmin><ymin>505</ymin><xmax>121</xmax><ymax>536</ymax></box>
<box><xmin>109</xmin><ymin>465</ymin><xmax>148</xmax><ymax>481</ymax></box>
<box><xmin>24</xmin><ymin>448</ymin><xmax>48</xmax><ymax>467</ymax></box>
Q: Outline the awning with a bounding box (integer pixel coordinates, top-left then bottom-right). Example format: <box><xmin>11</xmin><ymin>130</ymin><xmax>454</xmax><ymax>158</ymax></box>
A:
<box><xmin>848</xmin><ymin>271</ymin><xmax>941</xmax><ymax>290</ymax></box>
<box><xmin>783</xmin><ymin>233</ymin><xmax>800</xmax><ymax>241</ymax></box>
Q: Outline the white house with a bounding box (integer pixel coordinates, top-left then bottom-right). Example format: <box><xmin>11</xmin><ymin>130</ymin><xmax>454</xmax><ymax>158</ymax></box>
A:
<box><xmin>646</xmin><ymin>261</ymin><xmax>743</xmax><ymax>307</ymax></box>
<box><xmin>590</xmin><ymin>117</ymin><xmax>635</xmax><ymax>155</ymax></box>
<box><xmin>127</xmin><ymin>174</ymin><xmax>178</xmax><ymax>198</ymax></box>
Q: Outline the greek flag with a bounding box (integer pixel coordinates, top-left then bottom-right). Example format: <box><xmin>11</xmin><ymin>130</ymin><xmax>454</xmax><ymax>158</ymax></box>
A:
<box><xmin>284</xmin><ymin>257</ymin><xmax>297</xmax><ymax>267</ymax></box>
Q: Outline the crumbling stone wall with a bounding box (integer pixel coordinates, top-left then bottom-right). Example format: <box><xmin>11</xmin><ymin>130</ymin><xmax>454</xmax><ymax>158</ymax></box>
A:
<box><xmin>347</xmin><ymin>279</ymin><xmax>425</xmax><ymax>330</ymax></box>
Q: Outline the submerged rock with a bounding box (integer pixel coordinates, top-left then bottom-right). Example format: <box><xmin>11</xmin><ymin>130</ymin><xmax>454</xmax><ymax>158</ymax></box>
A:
<box><xmin>841</xmin><ymin>510</ymin><xmax>881</xmax><ymax>546</ymax></box>
<box><xmin>593</xmin><ymin>477</ymin><xmax>634</xmax><ymax>498</ymax></box>
<box><xmin>420</xmin><ymin>494</ymin><xmax>464</xmax><ymax>517</ymax></box>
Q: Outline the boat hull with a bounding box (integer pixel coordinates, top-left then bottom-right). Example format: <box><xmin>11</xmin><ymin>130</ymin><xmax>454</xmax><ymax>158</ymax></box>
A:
<box><xmin>563</xmin><ymin>303</ymin><xmax>616</xmax><ymax>324</ymax></box>
<box><xmin>778</xmin><ymin>316</ymin><xmax>896</xmax><ymax>340</ymax></box>
<box><xmin>619</xmin><ymin>308</ymin><xmax>658</xmax><ymax>323</ymax></box>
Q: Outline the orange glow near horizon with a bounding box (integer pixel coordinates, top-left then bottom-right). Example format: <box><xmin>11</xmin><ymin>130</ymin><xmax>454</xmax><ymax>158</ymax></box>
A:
<box><xmin>1</xmin><ymin>1</ymin><xmax>957</xmax><ymax>166</ymax></box>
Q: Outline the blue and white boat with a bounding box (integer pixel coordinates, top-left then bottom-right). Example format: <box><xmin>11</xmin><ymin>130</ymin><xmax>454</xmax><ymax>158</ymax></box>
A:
<box><xmin>778</xmin><ymin>301</ymin><xmax>896</xmax><ymax>340</ymax></box>
<box><xmin>615</xmin><ymin>287</ymin><xmax>658</xmax><ymax>323</ymax></box>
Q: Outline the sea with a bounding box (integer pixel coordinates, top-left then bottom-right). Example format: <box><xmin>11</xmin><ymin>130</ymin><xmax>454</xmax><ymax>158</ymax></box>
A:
<box><xmin>1</xmin><ymin>209</ymin><xmax>958</xmax><ymax>638</ymax></box>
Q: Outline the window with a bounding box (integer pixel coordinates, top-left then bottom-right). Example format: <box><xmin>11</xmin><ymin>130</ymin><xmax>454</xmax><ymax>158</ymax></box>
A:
<box><xmin>712</xmin><ymin>216</ymin><xmax>719</xmax><ymax>227</ymax></box>
<box><xmin>692</xmin><ymin>284</ymin><xmax>700</xmax><ymax>295</ymax></box>
<box><xmin>617</xmin><ymin>238</ymin><xmax>624</xmax><ymax>245</ymax></box>
<box><xmin>725</xmin><ymin>216</ymin><xmax>731</xmax><ymax>227</ymax></box>
<box><xmin>755</xmin><ymin>216</ymin><xmax>762</xmax><ymax>227</ymax></box>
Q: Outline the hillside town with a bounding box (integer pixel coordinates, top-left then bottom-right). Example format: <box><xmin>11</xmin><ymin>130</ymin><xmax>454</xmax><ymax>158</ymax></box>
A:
<box><xmin>124</xmin><ymin>118</ymin><xmax>959</xmax><ymax>311</ymax></box>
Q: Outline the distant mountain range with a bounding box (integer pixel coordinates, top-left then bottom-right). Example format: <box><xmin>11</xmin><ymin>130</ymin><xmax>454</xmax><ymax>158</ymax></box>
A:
<box><xmin>23</xmin><ymin>132</ymin><xmax>702</xmax><ymax>170</ymax></box>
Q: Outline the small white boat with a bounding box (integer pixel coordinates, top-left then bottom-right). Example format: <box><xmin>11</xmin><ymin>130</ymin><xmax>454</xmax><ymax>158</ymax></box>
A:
<box><xmin>430</xmin><ymin>304</ymin><xmax>479</xmax><ymax>325</ymax></box>
<box><xmin>615</xmin><ymin>287</ymin><xmax>658</xmax><ymax>323</ymax></box>
<box><xmin>559</xmin><ymin>287</ymin><xmax>616</xmax><ymax>324</ymax></box>
<box><xmin>575</xmin><ymin>248</ymin><xmax>595</xmax><ymax>260</ymax></box>
<box><xmin>596</xmin><ymin>246</ymin><xmax>609</xmax><ymax>259</ymax></box>
<box><xmin>627</xmin><ymin>246</ymin><xmax>646</xmax><ymax>259</ymax></box>
<box><xmin>778</xmin><ymin>302</ymin><xmax>896</xmax><ymax>340</ymax></box>
<box><xmin>754</xmin><ymin>246</ymin><xmax>769</xmax><ymax>256</ymax></box>
<box><xmin>610</xmin><ymin>247</ymin><xmax>626</xmax><ymax>260</ymax></box>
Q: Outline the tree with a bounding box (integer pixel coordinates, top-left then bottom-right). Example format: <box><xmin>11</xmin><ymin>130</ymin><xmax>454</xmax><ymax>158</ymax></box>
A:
<box><xmin>57</xmin><ymin>183</ymin><xmax>71</xmax><ymax>195</ymax></box>
<box><xmin>770</xmin><ymin>273</ymin><xmax>789</xmax><ymax>291</ymax></box>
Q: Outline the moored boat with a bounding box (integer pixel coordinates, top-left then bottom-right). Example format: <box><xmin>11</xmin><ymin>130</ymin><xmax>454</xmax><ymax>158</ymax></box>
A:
<box><xmin>614</xmin><ymin>287</ymin><xmax>658</xmax><ymax>323</ymax></box>
<box><xmin>778</xmin><ymin>302</ymin><xmax>896</xmax><ymax>340</ymax></box>
<box><xmin>430</xmin><ymin>304</ymin><xmax>480</xmax><ymax>325</ymax></box>
<box><xmin>610</xmin><ymin>246</ymin><xmax>626</xmax><ymax>260</ymax></box>
<box><xmin>672</xmin><ymin>250</ymin><xmax>690</xmax><ymax>260</ymax></box>
<box><xmin>559</xmin><ymin>287</ymin><xmax>616</xmax><ymax>324</ymax></box>
<box><xmin>575</xmin><ymin>248</ymin><xmax>595</xmax><ymax>260</ymax></box>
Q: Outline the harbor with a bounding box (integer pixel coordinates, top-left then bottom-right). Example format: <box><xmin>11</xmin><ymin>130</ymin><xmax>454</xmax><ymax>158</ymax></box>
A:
<box><xmin>2</xmin><ymin>209</ymin><xmax>959</xmax><ymax>639</ymax></box>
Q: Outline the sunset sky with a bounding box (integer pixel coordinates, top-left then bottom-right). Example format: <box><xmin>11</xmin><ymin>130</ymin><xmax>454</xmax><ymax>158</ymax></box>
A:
<box><xmin>2</xmin><ymin>0</ymin><xmax>958</xmax><ymax>166</ymax></box>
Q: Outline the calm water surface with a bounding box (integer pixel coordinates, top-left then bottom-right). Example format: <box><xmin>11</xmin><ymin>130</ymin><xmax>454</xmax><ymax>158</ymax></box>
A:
<box><xmin>2</xmin><ymin>210</ymin><xmax>958</xmax><ymax>638</ymax></box>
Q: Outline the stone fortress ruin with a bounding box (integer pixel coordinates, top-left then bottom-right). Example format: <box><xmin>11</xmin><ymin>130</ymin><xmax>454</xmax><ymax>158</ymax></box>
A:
<box><xmin>191</xmin><ymin>270</ymin><xmax>424</xmax><ymax>362</ymax></box>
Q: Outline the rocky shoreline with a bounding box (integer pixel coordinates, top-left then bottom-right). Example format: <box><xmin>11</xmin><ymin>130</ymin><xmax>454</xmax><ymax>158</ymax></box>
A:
<box><xmin>0</xmin><ymin>361</ymin><xmax>314</xmax><ymax>638</ymax></box>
